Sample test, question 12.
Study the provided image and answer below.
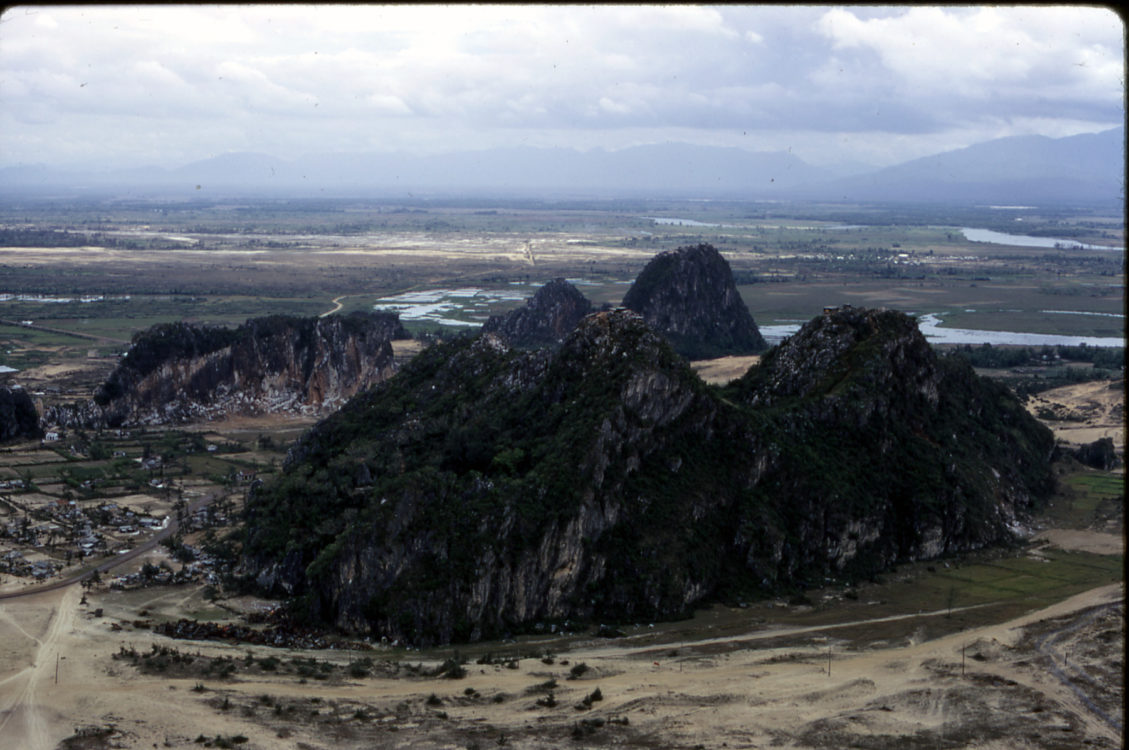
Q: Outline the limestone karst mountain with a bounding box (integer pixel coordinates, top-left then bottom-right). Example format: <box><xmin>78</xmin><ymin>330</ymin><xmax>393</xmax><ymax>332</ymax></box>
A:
<box><xmin>622</xmin><ymin>243</ymin><xmax>767</xmax><ymax>359</ymax></box>
<box><xmin>481</xmin><ymin>277</ymin><xmax>594</xmax><ymax>348</ymax></box>
<box><xmin>0</xmin><ymin>386</ymin><xmax>41</xmax><ymax>442</ymax></box>
<box><xmin>238</xmin><ymin>306</ymin><xmax>1054</xmax><ymax>645</ymax></box>
<box><xmin>45</xmin><ymin>312</ymin><xmax>406</xmax><ymax>428</ymax></box>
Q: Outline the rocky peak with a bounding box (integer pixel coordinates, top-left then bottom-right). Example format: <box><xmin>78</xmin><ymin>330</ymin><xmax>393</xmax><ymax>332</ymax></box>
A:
<box><xmin>481</xmin><ymin>278</ymin><xmax>593</xmax><ymax>348</ymax></box>
<box><xmin>622</xmin><ymin>243</ymin><xmax>766</xmax><ymax>359</ymax></box>
<box><xmin>740</xmin><ymin>305</ymin><xmax>939</xmax><ymax>418</ymax></box>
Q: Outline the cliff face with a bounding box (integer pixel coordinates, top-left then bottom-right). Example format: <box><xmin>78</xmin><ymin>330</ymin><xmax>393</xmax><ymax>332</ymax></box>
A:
<box><xmin>729</xmin><ymin>306</ymin><xmax>1056</xmax><ymax>581</ymax></box>
<box><xmin>481</xmin><ymin>278</ymin><xmax>593</xmax><ymax>348</ymax></box>
<box><xmin>239</xmin><ymin>306</ymin><xmax>1054</xmax><ymax>646</ymax></box>
<box><xmin>0</xmin><ymin>386</ymin><xmax>41</xmax><ymax>442</ymax></box>
<box><xmin>622</xmin><ymin>243</ymin><xmax>767</xmax><ymax>358</ymax></box>
<box><xmin>47</xmin><ymin>312</ymin><xmax>405</xmax><ymax>428</ymax></box>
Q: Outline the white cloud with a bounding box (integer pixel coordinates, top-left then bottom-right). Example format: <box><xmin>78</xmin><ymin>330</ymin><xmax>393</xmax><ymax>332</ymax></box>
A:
<box><xmin>0</xmin><ymin>4</ymin><xmax>1123</xmax><ymax>169</ymax></box>
<box><xmin>816</xmin><ymin>6</ymin><xmax>1123</xmax><ymax>102</ymax></box>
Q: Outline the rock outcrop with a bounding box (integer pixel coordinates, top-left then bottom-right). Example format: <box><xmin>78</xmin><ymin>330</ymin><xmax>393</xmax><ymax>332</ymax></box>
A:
<box><xmin>622</xmin><ymin>243</ymin><xmax>766</xmax><ymax>358</ymax></box>
<box><xmin>1071</xmin><ymin>437</ymin><xmax>1120</xmax><ymax>470</ymax></box>
<box><xmin>481</xmin><ymin>278</ymin><xmax>593</xmax><ymax>348</ymax></box>
<box><xmin>729</xmin><ymin>306</ymin><xmax>1056</xmax><ymax>579</ymax></box>
<box><xmin>46</xmin><ymin>312</ymin><xmax>406</xmax><ymax>428</ymax></box>
<box><xmin>0</xmin><ymin>386</ymin><xmax>41</xmax><ymax>442</ymax></box>
<box><xmin>238</xmin><ymin>306</ymin><xmax>1054</xmax><ymax>646</ymax></box>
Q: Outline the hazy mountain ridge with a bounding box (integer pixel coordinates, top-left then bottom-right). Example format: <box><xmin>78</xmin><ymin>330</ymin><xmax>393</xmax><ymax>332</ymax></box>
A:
<box><xmin>806</xmin><ymin>127</ymin><xmax>1124</xmax><ymax>205</ymax></box>
<box><xmin>2</xmin><ymin>127</ymin><xmax>1121</xmax><ymax>204</ymax></box>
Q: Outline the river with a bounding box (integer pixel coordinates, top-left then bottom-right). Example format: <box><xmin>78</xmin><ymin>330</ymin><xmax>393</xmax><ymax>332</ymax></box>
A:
<box><xmin>961</xmin><ymin>227</ymin><xmax>1121</xmax><ymax>251</ymax></box>
<box><xmin>760</xmin><ymin>314</ymin><xmax>1124</xmax><ymax>348</ymax></box>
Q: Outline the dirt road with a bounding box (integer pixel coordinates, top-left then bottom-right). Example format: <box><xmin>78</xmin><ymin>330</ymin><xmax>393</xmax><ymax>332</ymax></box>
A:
<box><xmin>0</xmin><ymin>586</ymin><xmax>79</xmax><ymax>750</ymax></box>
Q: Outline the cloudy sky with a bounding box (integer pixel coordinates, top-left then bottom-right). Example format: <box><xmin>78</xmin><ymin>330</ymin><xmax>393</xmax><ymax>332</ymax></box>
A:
<box><xmin>0</xmin><ymin>4</ymin><xmax>1123</xmax><ymax>170</ymax></box>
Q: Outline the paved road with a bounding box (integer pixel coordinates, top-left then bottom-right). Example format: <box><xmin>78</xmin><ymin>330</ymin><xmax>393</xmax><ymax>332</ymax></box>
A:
<box><xmin>0</xmin><ymin>492</ymin><xmax>217</xmax><ymax>601</ymax></box>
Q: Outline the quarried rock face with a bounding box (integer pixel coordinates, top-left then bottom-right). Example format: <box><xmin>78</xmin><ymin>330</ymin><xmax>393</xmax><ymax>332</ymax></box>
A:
<box><xmin>622</xmin><ymin>243</ymin><xmax>766</xmax><ymax>358</ymax></box>
<box><xmin>45</xmin><ymin>312</ymin><xmax>406</xmax><ymax>428</ymax></box>
<box><xmin>239</xmin><ymin>306</ymin><xmax>1054</xmax><ymax>646</ymax></box>
<box><xmin>0</xmin><ymin>386</ymin><xmax>41</xmax><ymax>442</ymax></box>
<box><xmin>481</xmin><ymin>278</ymin><xmax>593</xmax><ymax>348</ymax></box>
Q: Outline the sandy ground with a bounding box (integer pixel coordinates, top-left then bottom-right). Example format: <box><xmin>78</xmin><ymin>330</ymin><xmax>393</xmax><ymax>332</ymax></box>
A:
<box><xmin>1026</xmin><ymin>379</ymin><xmax>1125</xmax><ymax>451</ymax></box>
<box><xmin>0</xmin><ymin>548</ymin><xmax>1121</xmax><ymax>749</ymax></box>
<box><xmin>1032</xmin><ymin>529</ymin><xmax>1123</xmax><ymax>555</ymax></box>
<box><xmin>690</xmin><ymin>355</ymin><xmax>760</xmax><ymax>385</ymax></box>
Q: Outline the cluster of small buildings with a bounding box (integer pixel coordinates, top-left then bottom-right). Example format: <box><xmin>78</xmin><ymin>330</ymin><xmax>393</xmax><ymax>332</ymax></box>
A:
<box><xmin>0</xmin><ymin>498</ymin><xmax>168</xmax><ymax>581</ymax></box>
<box><xmin>0</xmin><ymin>549</ymin><xmax>61</xmax><ymax>579</ymax></box>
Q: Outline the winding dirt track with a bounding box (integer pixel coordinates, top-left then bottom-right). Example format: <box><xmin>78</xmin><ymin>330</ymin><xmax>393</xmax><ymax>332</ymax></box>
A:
<box><xmin>0</xmin><ymin>586</ymin><xmax>79</xmax><ymax>750</ymax></box>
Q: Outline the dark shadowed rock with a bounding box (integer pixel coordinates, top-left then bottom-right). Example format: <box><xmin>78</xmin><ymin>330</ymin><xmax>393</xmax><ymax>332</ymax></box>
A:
<box><xmin>238</xmin><ymin>306</ymin><xmax>1054</xmax><ymax>646</ymax></box>
<box><xmin>622</xmin><ymin>243</ymin><xmax>766</xmax><ymax>359</ymax></box>
<box><xmin>45</xmin><ymin>312</ymin><xmax>407</xmax><ymax>428</ymax></box>
<box><xmin>1072</xmin><ymin>437</ymin><xmax>1120</xmax><ymax>470</ymax></box>
<box><xmin>0</xmin><ymin>386</ymin><xmax>41</xmax><ymax>442</ymax></box>
<box><xmin>481</xmin><ymin>278</ymin><xmax>593</xmax><ymax>348</ymax></box>
<box><xmin>730</xmin><ymin>305</ymin><xmax>1055</xmax><ymax>573</ymax></box>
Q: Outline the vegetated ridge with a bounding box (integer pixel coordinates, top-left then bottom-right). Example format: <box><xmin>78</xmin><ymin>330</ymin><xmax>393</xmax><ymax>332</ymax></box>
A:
<box><xmin>481</xmin><ymin>277</ymin><xmax>594</xmax><ymax>348</ymax></box>
<box><xmin>0</xmin><ymin>385</ymin><xmax>41</xmax><ymax>442</ymax></box>
<box><xmin>45</xmin><ymin>312</ymin><xmax>406</xmax><ymax>428</ymax></box>
<box><xmin>238</xmin><ymin>304</ymin><xmax>1055</xmax><ymax>645</ymax></box>
<box><xmin>622</xmin><ymin>243</ymin><xmax>767</xmax><ymax>358</ymax></box>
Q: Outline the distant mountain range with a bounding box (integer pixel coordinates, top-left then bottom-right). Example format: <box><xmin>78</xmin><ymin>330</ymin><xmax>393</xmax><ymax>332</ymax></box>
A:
<box><xmin>1</xmin><ymin>127</ymin><xmax>1122</xmax><ymax>206</ymax></box>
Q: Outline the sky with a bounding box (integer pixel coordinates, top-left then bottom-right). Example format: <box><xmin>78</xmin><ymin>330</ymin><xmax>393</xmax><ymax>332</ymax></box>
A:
<box><xmin>0</xmin><ymin>4</ymin><xmax>1124</xmax><ymax>170</ymax></box>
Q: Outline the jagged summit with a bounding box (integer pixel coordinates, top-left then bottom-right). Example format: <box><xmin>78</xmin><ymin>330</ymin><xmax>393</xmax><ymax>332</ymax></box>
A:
<box><xmin>481</xmin><ymin>277</ymin><xmax>593</xmax><ymax>348</ymax></box>
<box><xmin>739</xmin><ymin>305</ymin><xmax>938</xmax><ymax>411</ymax></box>
<box><xmin>622</xmin><ymin>243</ymin><xmax>766</xmax><ymax>359</ymax></box>
<box><xmin>47</xmin><ymin>312</ymin><xmax>406</xmax><ymax>428</ymax></box>
<box><xmin>238</xmin><ymin>304</ymin><xmax>1054</xmax><ymax>646</ymax></box>
<box><xmin>731</xmin><ymin>305</ymin><xmax>1055</xmax><ymax>563</ymax></box>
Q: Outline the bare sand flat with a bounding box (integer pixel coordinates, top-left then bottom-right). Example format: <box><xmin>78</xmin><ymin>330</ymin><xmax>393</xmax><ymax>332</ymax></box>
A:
<box><xmin>1034</xmin><ymin>529</ymin><xmax>1123</xmax><ymax>555</ymax></box>
<box><xmin>690</xmin><ymin>354</ymin><xmax>760</xmax><ymax>385</ymax></box>
<box><xmin>0</xmin><ymin>579</ymin><xmax>1121</xmax><ymax>750</ymax></box>
<box><xmin>1026</xmin><ymin>379</ymin><xmax>1125</xmax><ymax>451</ymax></box>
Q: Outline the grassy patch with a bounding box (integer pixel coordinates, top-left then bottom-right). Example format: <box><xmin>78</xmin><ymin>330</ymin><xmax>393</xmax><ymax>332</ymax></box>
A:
<box><xmin>1041</xmin><ymin>470</ymin><xmax>1125</xmax><ymax>530</ymax></box>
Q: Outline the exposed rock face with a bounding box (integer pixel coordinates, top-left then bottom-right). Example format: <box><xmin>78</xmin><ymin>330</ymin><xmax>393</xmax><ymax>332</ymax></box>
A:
<box><xmin>481</xmin><ymin>278</ymin><xmax>593</xmax><ymax>348</ymax></box>
<box><xmin>46</xmin><ymin>312</ymin><xmax>406</xmax><ymax>428</ymax></box>
<box><xmin>1072</xmin><ymin>437</ymin><xmax>1120</xmax><ymax>470</ymax></box>
<box><xmin>729</xmin><ymin>306</ymin><xmax>1056</xmax><ymax>578</ymax></box>
<box><xmin>0</xmin><ymin>386</ymin><xmax>41</xmax><ymax>442</ymax></box>
<box><xmin>239</xmin><ymin>306</ymin><xmax>1054</xmax><ymax>646</ymax></box>
<box><xmin>622</xmin><ymin>243</ymin><xmax>766</xmax><ymax>358</ymax></box>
